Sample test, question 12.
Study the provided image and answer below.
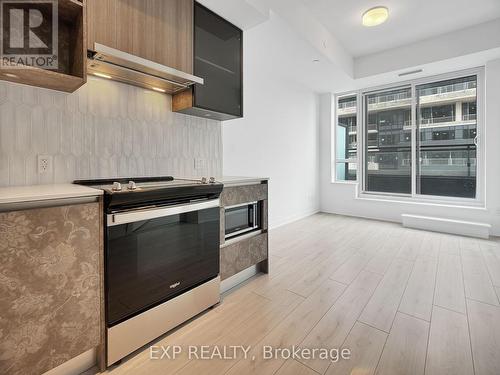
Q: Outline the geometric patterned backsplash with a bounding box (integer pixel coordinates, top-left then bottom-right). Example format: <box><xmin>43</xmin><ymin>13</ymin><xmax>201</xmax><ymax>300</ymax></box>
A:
<box><xmin>0</xmin><ymin>77</ymin><xmax>222</xmax><ymax>187</ymax></box>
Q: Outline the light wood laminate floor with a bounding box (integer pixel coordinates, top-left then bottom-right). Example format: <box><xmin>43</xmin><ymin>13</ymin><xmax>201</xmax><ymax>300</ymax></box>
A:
<box><xmin>94</xmin><ymin>213</ymin><xmax>500</xmax><ymax>375</ymax></box>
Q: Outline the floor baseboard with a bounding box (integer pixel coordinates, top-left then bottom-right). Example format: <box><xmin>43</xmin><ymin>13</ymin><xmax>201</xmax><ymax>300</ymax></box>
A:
<box><xmin>42</xmin><ymin>348</ymin><xmax>96</xmax><ymax>375</ymax></box>
<box><xmin>269</xmin><ymin>209</ymin><xmax>321</xmax><ymax>230</ymax></box>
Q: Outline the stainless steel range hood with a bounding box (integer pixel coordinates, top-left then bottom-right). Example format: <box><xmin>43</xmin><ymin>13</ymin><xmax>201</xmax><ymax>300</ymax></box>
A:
<box><xmin>87</xmin><ymin>43</ymin><xmax>203</xmax><ymax>94</ymax></box>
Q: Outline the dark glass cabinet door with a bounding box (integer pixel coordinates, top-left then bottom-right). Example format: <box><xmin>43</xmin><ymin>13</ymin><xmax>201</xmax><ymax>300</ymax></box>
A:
<box><xmin>194</xmin><ymin>3</ymin><xmax>242</xmax><ymax>117</ymax></box>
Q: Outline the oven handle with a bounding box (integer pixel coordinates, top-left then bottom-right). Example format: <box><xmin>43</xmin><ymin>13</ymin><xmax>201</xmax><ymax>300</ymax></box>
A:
<box><xmin>107</xmin><ymin>199</ymin><xmax>220</xmax><ymax>226</ymax></box>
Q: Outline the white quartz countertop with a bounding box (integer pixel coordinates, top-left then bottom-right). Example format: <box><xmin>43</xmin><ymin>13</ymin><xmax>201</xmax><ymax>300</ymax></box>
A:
<box><xmin>0</xmin><ymin>178</ymin><xmax>268</xmax><ymax>205</ymax></box>
<box><xmin>0</xmin><ymin>184</ymin><xmax>103</xmax><ymax>205</ymax></box>
<box><xmin>219</xmin><ymin>176</ymin><xmax>269</xmax><ymax>186</ymax></box>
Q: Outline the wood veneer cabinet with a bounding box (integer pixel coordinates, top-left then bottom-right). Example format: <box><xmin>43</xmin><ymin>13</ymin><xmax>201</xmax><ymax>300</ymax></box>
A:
<box><xmin>86</xmin><ymin>0</ymin><xmax>193</xmax><ymax>74</ymax></box>
<box><xmin>0</xmin><ymin>0</ymin><xmax>87</xmax><ymax>92</ymax></box>
<box><xmin>0</xmin><ymin>202</ymin><xmax>103</xmax><ymax>375</ymax></box>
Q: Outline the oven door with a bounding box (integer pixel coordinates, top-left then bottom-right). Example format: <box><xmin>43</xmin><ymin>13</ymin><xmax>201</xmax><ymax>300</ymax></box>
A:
<box><xmin>106</xmin><ymin>199</ymin><xmax>220</xmax><ymax>326</ymax></box>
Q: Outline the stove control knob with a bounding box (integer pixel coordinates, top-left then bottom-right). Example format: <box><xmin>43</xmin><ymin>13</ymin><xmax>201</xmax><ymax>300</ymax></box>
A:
<box><xmin>128</xmin><ymin>181</ymin><xmax>137</xmax><ymax>190</ymax></box>
<box><xmin>209</xmin><ymin>177</ymin><xmax>216</xmax><ymax>184</ymax></box>
<box><xmin>201</xmin><ymin>177</ymin><xmax>208</xmax><ymax>184</ymax></box>
<box><xmin>112</xmin><ymin>182</ymin><xmax>122</xmax><ymax>191</ymax></box>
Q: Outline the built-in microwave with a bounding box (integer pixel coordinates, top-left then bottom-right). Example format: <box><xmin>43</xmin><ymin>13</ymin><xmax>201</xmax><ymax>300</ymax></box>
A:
<box><xmin>224</xmin><ymin>201</ymin><xmax>261</xmax><ymax>239</ymax></box>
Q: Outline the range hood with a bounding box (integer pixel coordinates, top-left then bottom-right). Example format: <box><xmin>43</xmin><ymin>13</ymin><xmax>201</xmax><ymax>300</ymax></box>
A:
<box><xmin>87</xmin><ymin>43</ymin><xmax>204</xmax><ymax>94</ymax></box>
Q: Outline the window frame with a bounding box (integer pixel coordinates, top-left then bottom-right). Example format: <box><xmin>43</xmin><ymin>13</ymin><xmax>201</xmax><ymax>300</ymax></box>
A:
<box><xmin>332</xmin><ymin>67</ymin><xmax>485</xmax><ymax>206</ymax></box>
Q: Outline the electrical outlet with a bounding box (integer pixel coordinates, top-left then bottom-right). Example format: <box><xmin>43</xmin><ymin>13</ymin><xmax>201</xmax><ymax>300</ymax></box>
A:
<box><xmin>194</xmin><ymin>158</ymin><xmax>206</xmax><ymax>171</ymax></box>
<box><xmin>38</xmin><ymin>155</ymin><xmax>53</xmax><ymax>174</ymax></box>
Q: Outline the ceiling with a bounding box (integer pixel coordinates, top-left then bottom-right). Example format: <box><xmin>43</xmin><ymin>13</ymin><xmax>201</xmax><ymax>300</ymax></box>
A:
<box><xmin>299</xmin><ymin>0</ymin><xmax>500</xmax><ymax>57</ymax></box>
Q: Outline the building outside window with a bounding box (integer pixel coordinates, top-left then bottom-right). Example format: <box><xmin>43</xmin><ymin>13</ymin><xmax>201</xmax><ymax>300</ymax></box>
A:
<box><xmin>333</xmin><ymin>70</ymin><xmax>482</xmax><ymax>202</ymax></box>
<box><xmin>420</xmin><ymin>104</ymin><xmax>455</xmax><ymax>125</ymax></box>
<box><xmin>335</xmin><ymin>95</ymin><xmax>358</xmax><ymax>181</ymax></box>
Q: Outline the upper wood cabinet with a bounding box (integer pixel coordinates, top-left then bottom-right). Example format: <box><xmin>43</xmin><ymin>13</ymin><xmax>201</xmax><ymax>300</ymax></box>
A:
<box><xmin>0</xmin><ymin>0</ymin><xmax>87</xmax><ymax>93</ymax></box>
<box><xmin>86</xmin><ymin>0</ymin><xmax>193</xmax><ymax>74</ymax></box>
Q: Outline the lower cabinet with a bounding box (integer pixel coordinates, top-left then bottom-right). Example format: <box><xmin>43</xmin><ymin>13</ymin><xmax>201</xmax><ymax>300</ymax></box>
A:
<box><xmin>220</xmin><ymin>232</ymin><xmax>268</xmax><ymax>280</ymax></box>
<box><xmin>220</xmin><ymin>184</ymin><xmax>268</xmax><ymax>207</ymax></box>
<box><xmin>219</xmin><ymin>181</ymin><xmax>269</xmax><ymax>281</ymax></box>
<box><xmin>0</xmin><ymin>202</ymin><xmax>102</xmax><ymax>375</ymax></box>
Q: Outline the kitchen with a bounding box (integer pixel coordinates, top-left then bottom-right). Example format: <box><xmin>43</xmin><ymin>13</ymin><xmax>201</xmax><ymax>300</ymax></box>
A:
<box><xmin>2</xmin><ymin>1</ymin><xmax>500</xmax><ymax>375</ymax></box>
<box><xmin>0</xmin><ymin>1</ymin><xmax>271</xmax><ymax>373</ymax></box>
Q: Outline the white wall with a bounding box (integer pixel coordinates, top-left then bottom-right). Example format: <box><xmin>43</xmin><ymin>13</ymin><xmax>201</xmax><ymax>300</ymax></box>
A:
<box><xmin>320</xmin><ymin>58</ymin><xmax>500</xmax><ymax>236</ymax></box>
<box><xmin>223</xmin><ymin>14</ymin><xmax>320</xmax><ymax>228</ymax></box>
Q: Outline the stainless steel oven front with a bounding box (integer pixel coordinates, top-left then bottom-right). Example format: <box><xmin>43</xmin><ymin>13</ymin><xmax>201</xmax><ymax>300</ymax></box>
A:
<box><xmin>105</xmin><ymin>198</ymin><xmax>220</xmax><ymax>327</ymax></box>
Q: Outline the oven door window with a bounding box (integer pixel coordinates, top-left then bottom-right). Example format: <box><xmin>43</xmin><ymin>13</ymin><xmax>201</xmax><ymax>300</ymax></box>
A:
<box><xmin>106</xmin><ymin>206</ymin><xmax>219</xmax><ymax>326</ymax></box>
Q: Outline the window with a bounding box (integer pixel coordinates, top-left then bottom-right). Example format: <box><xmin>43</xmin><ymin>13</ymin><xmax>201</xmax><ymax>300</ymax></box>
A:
<box><xmin>420</xmin><ymin>104</ymin><xmax>455</xmax><ymax>125</ymax></box>
<box><xmin>416</xmin><ymin>76</ymin><xmax>477</xmax><ymax>198</ymax></box>
<box><xmin>364</xmin><ymin>87</ymin><xmax>412</xmax><ymax>194</ymax></box>
<box><xmin>333</xmin><ymin>69</ymin><xmax>482</xmax><ymax>202</ymax></box>
<box><xmin>335</xmin><ymin>95</ymin><xmax>357</xmax><ymax>181</ymax></box>
<box><xmin>462</xmin><ymin>102</ymin><xmax>477</xmax><ymax>121</ymax></box>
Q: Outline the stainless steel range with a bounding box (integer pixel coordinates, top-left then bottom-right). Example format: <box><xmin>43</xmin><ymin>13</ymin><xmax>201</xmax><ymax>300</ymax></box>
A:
<box><xmin>74</xmin><ymin>176</ymin><xmax>223</xmax><ymax>366</ymax></box>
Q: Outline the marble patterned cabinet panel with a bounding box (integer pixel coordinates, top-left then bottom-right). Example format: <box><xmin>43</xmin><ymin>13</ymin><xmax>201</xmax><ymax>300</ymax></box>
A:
<box><xmin>220</xmin><ymin>184</ymin><xmax>268</xmax><ymax>207</ymax></box>
<box><xmin>219</xmin><ymin>182</ymin><xmax>269</xmax><ymax>280</ymax></box>
<box><xmin>220</xmin><ymin>233</ymin><xmax>268</xmax><ymax>280</ymax></box>
<box><xmin>0</xmin><ymin>203</ymin><xmax>102</xmax><ymax>375</ymax></box>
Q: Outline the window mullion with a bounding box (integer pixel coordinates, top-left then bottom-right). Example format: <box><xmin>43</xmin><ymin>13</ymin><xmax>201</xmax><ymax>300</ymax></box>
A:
<box><xmin>360</xmin><ymin>93</ymin><xmax>365</xmax><ymax>191</ymax></box>
<box><xmin>411</xmin><ymin>84</ymin><xmax>417</xmax><ymax>198</ymax></box>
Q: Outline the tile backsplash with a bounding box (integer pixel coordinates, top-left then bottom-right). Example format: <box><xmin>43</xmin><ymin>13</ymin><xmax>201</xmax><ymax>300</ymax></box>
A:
<box><xmin>0</xmin><ymin>77</ymin><xmax>222</xmax><ymax>187</ymax></box>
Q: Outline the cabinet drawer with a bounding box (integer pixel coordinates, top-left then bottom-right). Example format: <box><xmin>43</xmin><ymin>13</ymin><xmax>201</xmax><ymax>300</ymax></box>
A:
<box><xmin>221</xmin><ymin>184</ymin><xmax>268</xmax><ymax>207</ymax></box>
<box><xmin>220</xmin><ymin>233</ymin><xmax>268</xmax><ymax>280</ymax></box>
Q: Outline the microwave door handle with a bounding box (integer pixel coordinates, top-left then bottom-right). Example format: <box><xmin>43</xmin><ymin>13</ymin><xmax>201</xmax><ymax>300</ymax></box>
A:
<box><xmin>253</xmin><ymin>203</ymin><xmax>258</xmax><ymax>228</ymax></box>
<box><xmin>248</xmin><ymin>205</ymin><xmax>254</xmax><ymax>227</ymax></box>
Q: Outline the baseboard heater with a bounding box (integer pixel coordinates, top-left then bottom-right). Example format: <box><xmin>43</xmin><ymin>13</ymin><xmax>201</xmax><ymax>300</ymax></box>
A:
<box><xmin>401</xmin><ymin>214</ymin><xmax>490</xmax><ymax>239</ymax></box>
